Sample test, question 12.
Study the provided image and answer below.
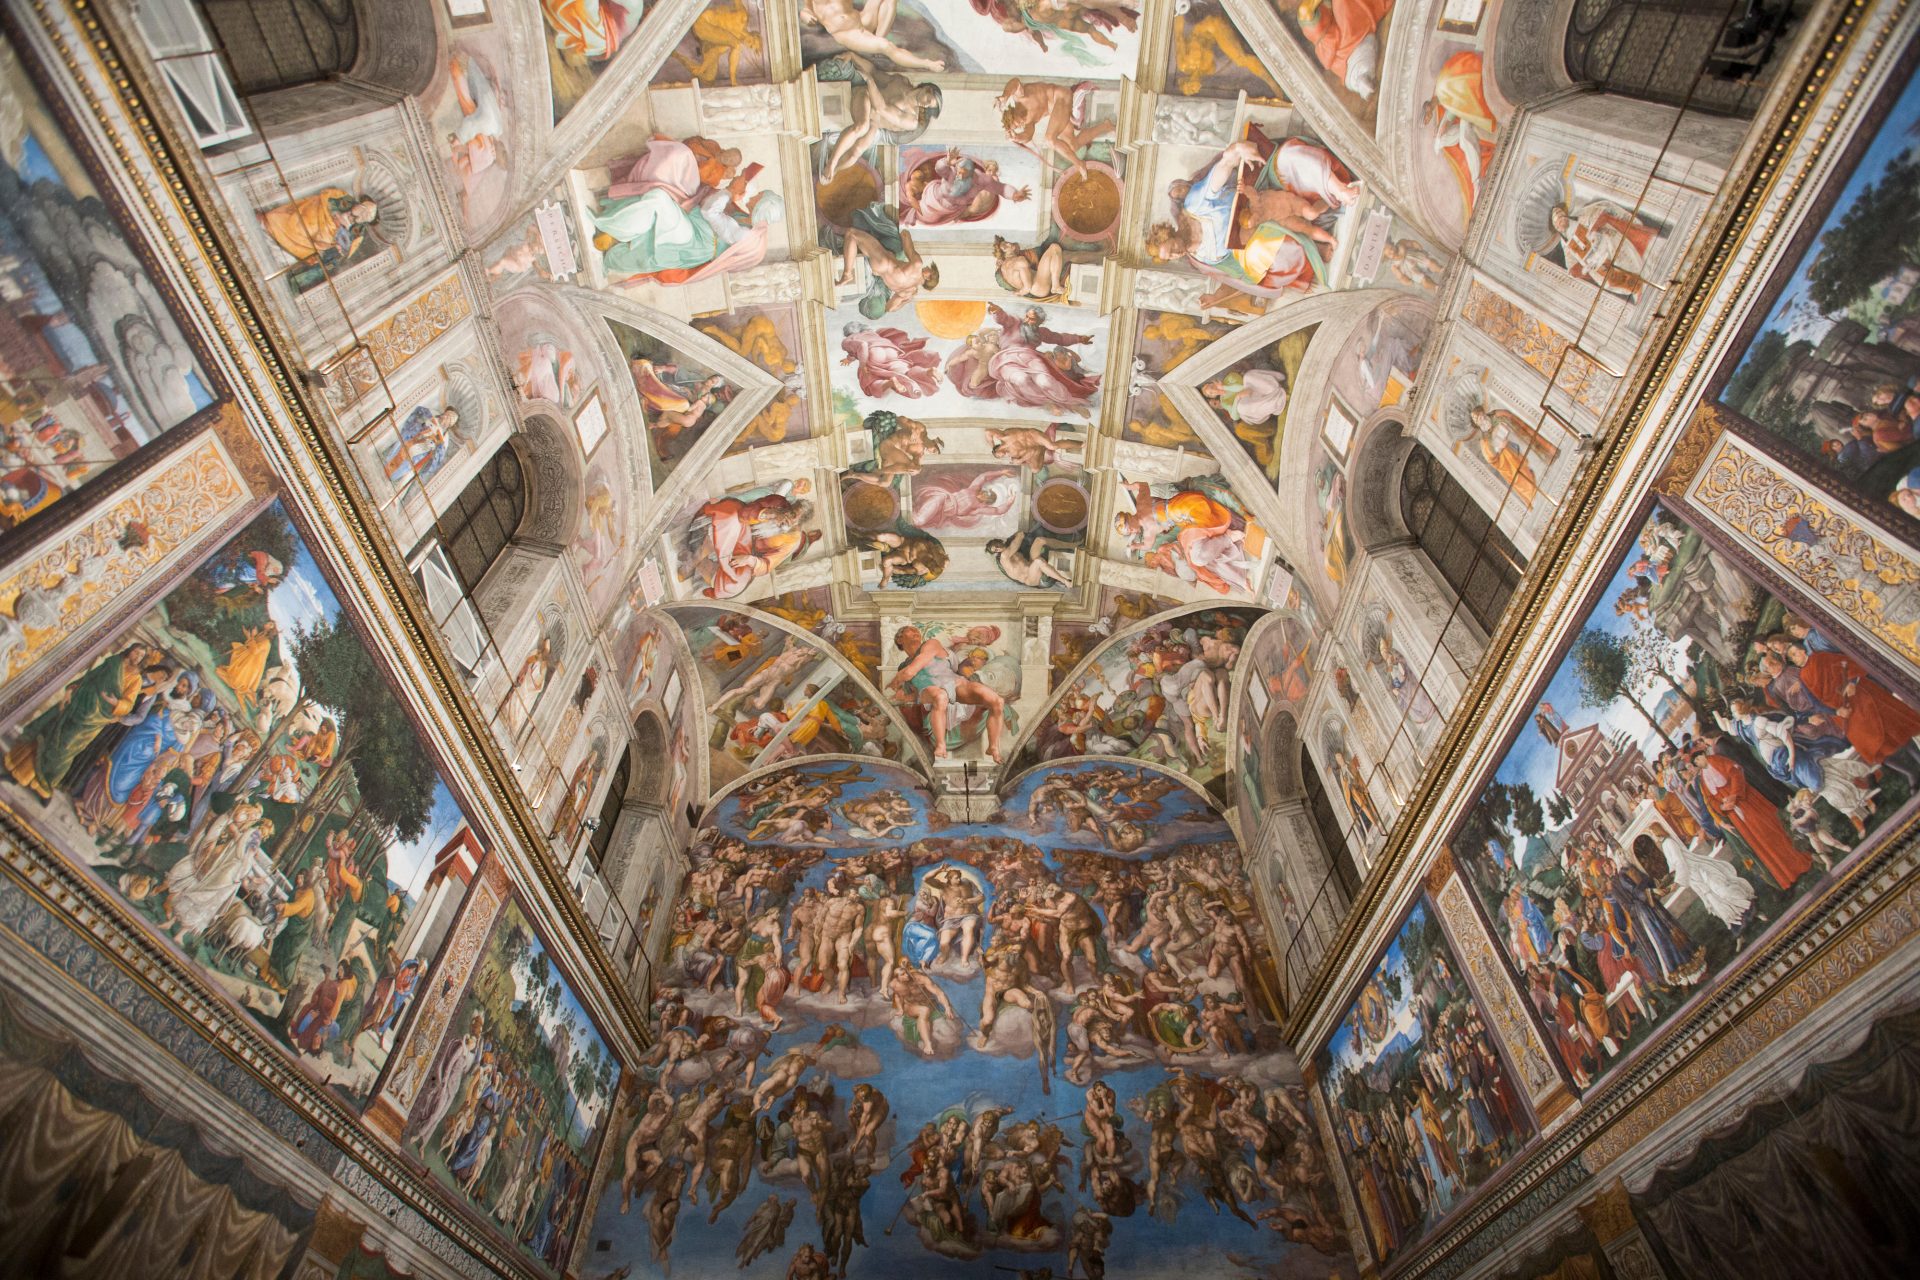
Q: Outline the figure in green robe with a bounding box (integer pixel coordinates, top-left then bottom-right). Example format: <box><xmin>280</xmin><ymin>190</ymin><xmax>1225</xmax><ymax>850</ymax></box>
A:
<box><xmin>5</xmin><ymin>643</ymin><xmax>155</xmax><ymax>799</ymax></box>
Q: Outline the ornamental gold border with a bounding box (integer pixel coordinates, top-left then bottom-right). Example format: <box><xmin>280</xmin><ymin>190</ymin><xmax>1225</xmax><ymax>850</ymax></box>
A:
<box><xmin>1281</xmin><ymin>0</ymin><xmax>1894</xmax><ymax>1044</ymax></box>
<box><xmin>0</xmin><ymin>812</ymin><xmax>535</xmax><ymax>1280</ymax></box>
<box><xmin>10</xmin><ymin>0</ymin><xmax>654</xmax><ymax>1272</ymax></box>
<box><xmin>1384</xmin><ymin>808</ymin><xmax>1920</xmax><ymax>1280</ymax></box>
<box><xmin>31</xmin><ymin>0</ymin><xmax>655</xmax><ymax>1050</ymax></box>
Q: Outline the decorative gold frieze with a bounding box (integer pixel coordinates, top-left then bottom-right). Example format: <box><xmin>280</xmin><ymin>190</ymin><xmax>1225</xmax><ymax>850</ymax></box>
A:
<box><xmin>1460</xmin><ymin>281</ymin><xmax>1616</xmax><ymax>416</ymax></box>
<box><xmin>322</xmin><ymin>275</ymin><xmax>471</xmax><ymax>410</ymax></box>
<box><xmin>0</xmin><ymin>432</ymin><xmax>248</xmax><ymax>686</ymax></box>
<box><xmin>1691</xmin><ymin>436</ymin><xmax>1920</xmax><ymax>664</ymax></box>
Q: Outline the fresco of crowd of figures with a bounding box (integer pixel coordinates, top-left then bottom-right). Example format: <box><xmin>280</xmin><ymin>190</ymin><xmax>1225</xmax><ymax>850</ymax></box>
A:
<box><xmin>1310</xmin><ymin>43</ymin><xmax>1920</xmax><ymax>1269</ymax></box>
<box><xmin>581</xmin><ymin>759</ymin><xmax>1355</xmax><ymax>1279</ymax></box>
<box><xmin>0</xmin><ymin>0</ymin><xmax>1917</xmax><ymax>1275</ymax></box>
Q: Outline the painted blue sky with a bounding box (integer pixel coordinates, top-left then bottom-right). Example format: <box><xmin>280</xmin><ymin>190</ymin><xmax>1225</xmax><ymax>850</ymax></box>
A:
<box><xmin>508</xmin><ymin>909</ymin><xmax>618</xmax><ymax>1142</ymax></box>
<box><xmin>1488</xmin><ymin>506</ymin><xmax>1697</xmax><ymax>809</ymax></box>
<box><xmin>388</xmin><ymin>781</ymin><xmax>466</xmax><ymax>900</ymax></box>
<box><xmin>263</xmin><ymin>506</ymin><xmax>469</xmax><ymax>903</ymax></box>
<box><xmin>267</xmin><ymin>516</ymin><xmax>337</xmax><ymax>639</ymax></box>
<box><xmin>1733</xmin><ymin>70</ymin><xmax>1920</xmax><ymax>352</ymax></box>
<box><xmin>600</xmin><ymin>758</ymin><xmax>1331</xmax><ymax>1280</ymax></box>
<box><xmin>1321</xmin><ymin>902</ymin><xmax>1423</xmax><ymax>1090</ymax></box>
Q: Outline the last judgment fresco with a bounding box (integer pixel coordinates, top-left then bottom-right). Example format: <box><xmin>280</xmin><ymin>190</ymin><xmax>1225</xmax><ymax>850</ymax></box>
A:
<box><xmin>583</xmin><ymin>758</ymin><xmax>1352</xmax><ymax>1279</ymax></box>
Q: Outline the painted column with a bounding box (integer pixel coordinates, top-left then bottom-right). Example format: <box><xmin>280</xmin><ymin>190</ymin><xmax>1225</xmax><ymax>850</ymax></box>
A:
<box><xmin>1427</xmin><ymin>852</ymin><xmax>1579</xmax><ymax>1128</ymax></box>
<box><xmin>1578</xmin><ymin>1180</ymin><xmax>1677</xmax><ymax>1280</ymax></box>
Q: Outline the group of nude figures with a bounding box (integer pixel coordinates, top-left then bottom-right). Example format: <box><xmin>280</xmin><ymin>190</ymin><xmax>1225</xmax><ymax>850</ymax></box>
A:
<box><xmin>623</xmin><ymin>980</ymin><xmax>894</xmax><ymax>1277</ymax></box>
<box><xmin>610</xmin><ymin>777</ymin><xmax>1350</xmax><ymax>1273</ymax></box>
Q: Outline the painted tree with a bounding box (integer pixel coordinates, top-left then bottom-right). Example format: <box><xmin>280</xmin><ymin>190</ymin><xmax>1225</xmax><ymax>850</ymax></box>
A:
<box><xmin>1455</xmin><ymin>779</ymin><xmax>1550</xmax><ymax>910</ymax></box>
<box><xmin>290</xmin><ymin>613</ymin><xmax>440</xmax><ymax>840</ymax></box>
<box><xmin>1546</xmin><ymin>792</ymin><xmax>1574</xmax><ymax>826</ymax></box>
<box><xmin>1806</xmin><ymin>148</ymin><xmax>1920</xmax><ymax>314</ymax></box>
<box><xmin>1622</xmin><ymin>622</ymin><xmax>1708</xmax><ymax>726</ymax></box>
<box><xmin>1722</xmin><ymin>330</ymin><xmax>1803</xmax><ymax>410</ymax></box>
<box><xmin>573</xmin><ymin>1039</ymin><xmax>603</xmax><ymax>1111</ymax></box>
<box><xmin>527</xmin><ymin>949</ymin><xmax>552</xmax><ymax>1009</ymax></box>
<box><xmin>1570</xmin><ymin>626</ymin><xmax>1676</xmax><ymax>751</ymax></box>
<box><xmin>165</xmin><ymin>505</ymin><xmax>301</xmax><ymax>651</ymax></box>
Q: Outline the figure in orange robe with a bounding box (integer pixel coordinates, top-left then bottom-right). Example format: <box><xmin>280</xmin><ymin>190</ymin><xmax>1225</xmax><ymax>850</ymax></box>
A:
<box><xmin>541</xmin><ymin>0</ymin><xmax>641</xmax><ymax>67</ymax></box>
<box><xmin>1425</xmin><ymin>51</ymin><xmax>1496</xmax><ymax>220</ymax></box>
<box><xmin>1118</xmin><ymin>483</ymin><xmax>1251</xmax><ymax>595</ymax></box>
<box><xmin>1298</xmin><ymin>0</ymin><xmax>1392</xmax><ymax>98</ymax></box>
<box><xmin>257</xmin><ymin>189</ymin><xmax>375</xmax><ymax>267</ymax></box>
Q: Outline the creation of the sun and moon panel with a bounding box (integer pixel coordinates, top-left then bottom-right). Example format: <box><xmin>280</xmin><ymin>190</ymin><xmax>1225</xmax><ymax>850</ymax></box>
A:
<box><xmin>387</xmin><ymin>2</ymin><xmax>1502</xmax><ymax>1277</ymax></box>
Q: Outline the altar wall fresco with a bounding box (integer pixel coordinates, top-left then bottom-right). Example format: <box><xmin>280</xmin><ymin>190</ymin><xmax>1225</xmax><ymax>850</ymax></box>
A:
<box><xmin>582</xmin><ymin>758</ymin><xmax>1355</xmax><ymax>1279</ymax></box>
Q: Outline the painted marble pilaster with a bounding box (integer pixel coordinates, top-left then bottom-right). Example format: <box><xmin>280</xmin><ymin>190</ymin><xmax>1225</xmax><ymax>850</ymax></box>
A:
<box><xmin>1304</xmin><ymin>1057</ymin><xmax>1380</xmax><ymax>1276</ymax></box>
<box><xmin>374</xmin><ymin>859</ymin><xmax>507</xmax><ymax>1120</ymax></box>
<box><xmin>1432</xmin><ymin>857</ymin><xmax>1572</xmax><ymax>1121</ymax></box>
<box><xmin>1578</xmin><ymin>1181</ymin><xmax>1675</xmax><ymax>1280</ymax></box>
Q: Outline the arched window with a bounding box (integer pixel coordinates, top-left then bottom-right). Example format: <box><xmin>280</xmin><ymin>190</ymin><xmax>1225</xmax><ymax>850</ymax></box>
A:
<box><xmin>1562</xmin><ymin>0</ymin><xmax>1791</xmax><ymax>119</ymax></box>
<box><xmin>1399</xmin><ymin>444</ymin><xmax>1526</xmax><ymax>636</ymax></box>
<box><xmin>586</xmin><ymin>748</ymin><xmax>632</xmax><ymax>872</ymax></box>
<box><xmin>432</xmin><ymin>442</ymin><xmax>526</xmax><ymax>595</ymax></box>
<box><xmin>629</xmin><ymin>711</ymin><xmax>672</xmax><ymax>807</ymax></box>
<box><xmin>1303</xmin><ymin>753</ymin><xmax>1363</xmax><ymax>911</ymax></box>
<box><xmin>198</xmin><ymin>0</ymin><xmax>359</xmax><ymax>94</ymax></box>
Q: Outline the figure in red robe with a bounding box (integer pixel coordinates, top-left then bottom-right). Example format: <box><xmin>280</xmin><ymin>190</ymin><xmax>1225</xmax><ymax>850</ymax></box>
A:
<box><xmin>1796</xmin><ymin>651</ymin><xmax>1920</xmax><ymax>768</ymax></box>
<box><xmin>1697</xmin><ymin>751</ymin><xmax>1812</xmax><ymax>890</ymax></box>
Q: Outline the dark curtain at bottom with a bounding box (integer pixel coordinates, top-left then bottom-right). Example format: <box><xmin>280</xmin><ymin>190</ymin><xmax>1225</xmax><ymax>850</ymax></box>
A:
<box><xmin>1632</xmin><ymin>1005</ymin><xmax>1920</xmax><ymax>1280</ymax></box>
<box><xmin>0</xmin><ymin>985</ymin><xmax>314</xmax><ymax>1280</ymax></box>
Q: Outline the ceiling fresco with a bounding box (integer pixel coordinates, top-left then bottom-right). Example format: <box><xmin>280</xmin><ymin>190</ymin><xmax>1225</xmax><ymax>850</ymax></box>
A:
<box><xmin>582</xmin><ymin>758</ymin><xmax>1352</xmax><ymax>1276</ymax></box>
<box><xmin>419</xmin><ymin>0</ymin><xmax>1501</xmax><ymax>811</ymax></box>
<box><xmin>1017</xmin><ymin>605</ymin><xmax>1263</xmax><ymax>799</ymax></box>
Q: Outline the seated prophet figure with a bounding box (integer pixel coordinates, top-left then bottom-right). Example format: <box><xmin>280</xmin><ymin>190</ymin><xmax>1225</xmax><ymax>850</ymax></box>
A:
<box><xmin>257</xmin><ymin>189</ymin><xmax>378</xmax><ymax>281</ymax></box>
<box><xmin>1146</xmin><ymin>135</ymin><xmax>1353</xmax><ymax>301</ymax></box>
<box><xmin>589</xmin><ymin>137</ymin><xmax>775</xmax><ymax>286</ymax></box>
<box><xmin>682</xmin><ymin>482</ymin><xmax>819</xmax><ymax>599</ymax></box>
<box><xmin>541</xmin><ymin>0</ymin><xmax>642</xmax><ymax>71</ymax></box>
<box><xmin>1113</xmin><ymin>479</ymin><xmax>1252</xmax><ymax>594</ymax></box>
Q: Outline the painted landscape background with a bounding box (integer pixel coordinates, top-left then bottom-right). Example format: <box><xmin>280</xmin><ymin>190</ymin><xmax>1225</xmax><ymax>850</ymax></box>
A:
<box><xmin>582</xmin><ymin>758</ymin><xmax>1352</xmax><ymax>1279</ymax></box>
<box><xmin>404</xmin><ymin>895</ymin><xmax>619</xmax><ymax>1273</ymax></box>
<box><xmin>0</xmin><ymin>500</ymin><xmax>482</xmax><ymax>1105</ymax></box>
<box><xmin>1720</xmin><ymin>70</ymin><xmax>1920</xmax><ymax>520</ymax></box>
<box><xmin>1449</xmin><ymin>501</ymin><xmax>1920</xmax><ymax>1089</ymax></box>
<box><xmin>1316</xmin><ymin>897</ymin><xmax>1534</xmax><ymax>1266</ymax></box>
